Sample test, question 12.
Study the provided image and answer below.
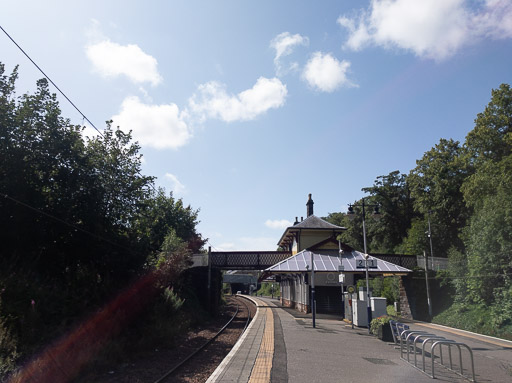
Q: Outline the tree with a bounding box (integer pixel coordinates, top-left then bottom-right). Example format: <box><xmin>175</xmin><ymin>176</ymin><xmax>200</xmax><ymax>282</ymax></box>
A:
<box><xmin>407</xmin><ymin>138</ymin><xmax>469</xmax><ymax>257</ymax></box>
<box><xmin>324</xmin><ymin>211</ymin><xmax>362</xmax><ymax>250</ymax></box>
<box><xmin>0</xmin><ymin>63</ymin><xmax>205</xmax><ymax>370</ymax></box>
<box><xmin>396</xmin><ymin>217</ymin><xmax>429</xmax><ymax>256</ymax></box>
<box><xmin>134</xmin><ymin>188</ymin><xmax>206</xmax><ymax>256</ymax></box>
<box><xmin>361</xmin><ymin>170</ymin><xmax>416</xmax><ymax>253</ymax></box>
<box><xmin>464</xmin><ymin>83</ymin><xmax>512</xmax><ymax>167</ymax></box>
<box><xmin>326</xmin><ymin>171</ymin><xmax>416</xmax><ymax>254</ymax></box>
<box><xmin>458</xmin><ymin>84</ymin><xmax>512</xmax><ymax>320</ymax></box>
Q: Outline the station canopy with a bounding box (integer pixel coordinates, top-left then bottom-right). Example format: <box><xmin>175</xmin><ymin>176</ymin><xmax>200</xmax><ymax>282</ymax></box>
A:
<box><xmin>265</xmin><ymin>249</ymin><xmax>411</xmax><ymax>275</ymax></box>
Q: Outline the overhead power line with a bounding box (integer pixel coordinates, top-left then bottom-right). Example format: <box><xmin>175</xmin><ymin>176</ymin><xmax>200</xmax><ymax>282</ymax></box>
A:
<box><xmin>3</xmin><ymin>193</ymin><xmax>135</xmax><ymax>253</ymax></box>
<box><xmin>0</xmin><ymin>24</ymin><xmax>160</xmax><ymax>196</ymax></box>
<box><xmin>0</xmin><ymin>24</ymin><xmax>104</xmax><ymax>137</ymax></box>
<box><xmin>0</xmin><ymin>25</ymin><xmax>191</xmax><ymax>251</ymax></box>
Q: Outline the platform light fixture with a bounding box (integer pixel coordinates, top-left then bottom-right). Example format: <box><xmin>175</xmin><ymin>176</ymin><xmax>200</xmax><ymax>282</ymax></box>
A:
<box><xmin>346</xmin><ymin>198</ymin><xmax>381</xmax><ymax>332</ymax></box>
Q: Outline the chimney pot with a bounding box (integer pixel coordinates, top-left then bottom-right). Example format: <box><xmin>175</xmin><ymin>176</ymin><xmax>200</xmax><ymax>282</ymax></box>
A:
<box><xmin>306</xmin><ymin>194</ymin><xmax>314</xmax><ymax>217</ymax></box>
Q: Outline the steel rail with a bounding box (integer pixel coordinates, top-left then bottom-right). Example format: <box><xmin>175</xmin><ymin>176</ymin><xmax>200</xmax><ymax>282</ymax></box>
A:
<box><xmin>240</xmin><ymin>297</ymin><xmax>252</xmax><ymax>333</ymax></box>
<box><xmin>153</xmin><ymin>296</ymin><xmax>252</xmax><ymax>383</ymax></box>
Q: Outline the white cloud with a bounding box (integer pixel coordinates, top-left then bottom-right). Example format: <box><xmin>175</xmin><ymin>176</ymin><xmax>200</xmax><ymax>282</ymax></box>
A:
<box><xmin>472</xmin><ymin>0</ymin><xmax>512</xmax><ymax>39</ymax></box>
<box><xmin>338</xmin><ymin>0</ymin><xmax>512</xmax><ymax>60</ymax></box>
<box><xmin>270</xmin><ymin>32</ymin><xmax>309</xmax><ymax>75</ymax></box>
<box><xmin>213</xmin><ymin>236</ymin><xmax>278</xmax><ymax>251</ymax></box>
<box><xmin>238</xmin><ymin>237</ymin><xmax>277</xmax><ymax>251</ymax></box>
<box><xmin>302</xmin><ymin>52</ymin><xmax>355</xmax><ymax>92</ymax></box>
<box><xmin>217</xmin><ymin>242</ymin><xmax>236</xmax><ymax>251</ymax></box>
<box><xmin>265</xmin><ymin>219</ymin><xmax>293</xmax><ymax>230</ymax></box>
<box><xmin>337</xmin><ymin>15</ymin><xmax>371</xmax><ymax>51</ymax></box>
<box><xmin>111</xmin><ymin>96</ymin><xmax>191</xmax><ymax>149</ymax></box>
<box><xmin>86</xmin><ymin>40</ymin><xmax>162</xmax><ymax>86</ymax></box>
<box><xmin>189</xmin><ymin>77</ymin><xmax>287</xmax><ymax>122</ymax></box>
<box><xmin>165</xmin><ymin>173</ymin><xmax>186</xmax><ymax>195</ymax></box>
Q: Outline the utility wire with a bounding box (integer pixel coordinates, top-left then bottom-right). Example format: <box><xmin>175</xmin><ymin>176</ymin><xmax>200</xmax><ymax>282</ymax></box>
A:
<box><xmin>207</xmin><ymin>240</ymin><xmax>220</xmax><ymax>252</ymax></box>
<box><xmin>0</xmin><ymin>24</ymin><xmax>104</xmax><ymax>137</ymax></box>
<box><xmin>415</xmin><ymin>273</ymin><xmax>512</xmax><ymax>280</ymax></box>
<box><xmin>1</xmin><ymin>25</ymin><xmax>196</xmax><ymax>249</ymax></box>
<box><xmin>3</xmin><ymin>193</ymin><xmax>135</xmax><ymax>253</ymax></box>
<box><xmin>1</xmin><ymin>23</ymin><xmax>160</xmax><ymax>196</ymax></box>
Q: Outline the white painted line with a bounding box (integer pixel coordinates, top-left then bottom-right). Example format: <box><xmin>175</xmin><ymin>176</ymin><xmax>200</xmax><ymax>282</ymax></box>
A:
<box><xmin>206</xmin><ymin>296</ymin><xmax>262</xmax><ymax>383</ymax></box>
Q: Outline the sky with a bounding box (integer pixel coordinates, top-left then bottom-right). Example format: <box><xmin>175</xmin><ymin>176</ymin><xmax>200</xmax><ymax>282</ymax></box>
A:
<box><xmin>2</xmin><ymin>0</ymin><xmax>512</xmax><ymax>251</ymax></box>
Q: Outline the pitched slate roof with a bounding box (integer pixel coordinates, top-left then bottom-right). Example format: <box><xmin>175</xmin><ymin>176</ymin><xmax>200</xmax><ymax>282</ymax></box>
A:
<box><xmin>265</xmin><ymin>249</ymin><xmax>411</xmax><ymax>274</ymax></box>
<box><xmin>294</xmin><ymin>215</ymin><xmax>345</xmax><ymax>229</ymax></box>
<box><xmin>277</xmin><ymin>215</ymin><xmax>346</xmax><ymax>247</ymax></box>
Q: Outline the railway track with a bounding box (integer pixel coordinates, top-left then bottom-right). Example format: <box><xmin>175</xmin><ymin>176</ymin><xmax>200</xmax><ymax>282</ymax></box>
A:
<box><xmin>152</xmin><ymin>295</ymin><xmax>254</xmax><ymax>383</ymax></box>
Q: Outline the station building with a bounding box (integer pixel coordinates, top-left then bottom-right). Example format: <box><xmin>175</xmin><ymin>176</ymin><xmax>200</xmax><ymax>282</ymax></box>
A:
<box><xmin>265</xmin><ymin>194</ymin><xmax>411</xmax><ymax>317</ymax></box>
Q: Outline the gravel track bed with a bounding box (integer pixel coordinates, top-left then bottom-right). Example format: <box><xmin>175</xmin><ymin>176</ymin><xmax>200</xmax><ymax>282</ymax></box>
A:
<box><xmin>75</xmin><ymin>296</ymin><xmax>256</xmax><ymax>383</ymax></box>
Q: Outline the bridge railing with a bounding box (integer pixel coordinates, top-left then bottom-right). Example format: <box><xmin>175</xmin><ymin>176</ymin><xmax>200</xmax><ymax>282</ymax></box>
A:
<box><xmin>209</xmin><ymin>251</ymin><xmax>292</xmax><ymax>270</ymax></box>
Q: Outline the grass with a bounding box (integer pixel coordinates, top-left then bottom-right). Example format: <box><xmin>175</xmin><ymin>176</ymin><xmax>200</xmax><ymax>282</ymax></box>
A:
<box><xmin>433</xmin><ymin>302</ymin><xmax>512</xmax><ymax>341</ymax></box>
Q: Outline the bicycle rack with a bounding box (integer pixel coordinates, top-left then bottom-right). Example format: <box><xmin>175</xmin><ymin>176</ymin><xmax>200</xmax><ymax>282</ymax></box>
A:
<box><xmin>403</xmin><ymin>332</ymin><xmax>437</xmax><ymax>363</ymax></box>
<box><xmin>410</xmin><ymin>333</ymin><xmax>446</xmax><ymax>367</ymax></box>
<box><xmin>390</xmin><ymin>320</ymin><xmax>410</xmax><ymax>349</ymax></box>
<box><xmin>399</xmin><ymin>330</ymin><xmax>429</xmax><ymax>359</ymax></box>
<box><xmin>392</xmin><ymin>321</ymin><xmax>477</xmax><ymax>382</ymax></box>
<box><xmin>430</xmin><ymin>340</ymin><xmax>476</xmax><ymax>382</ymax></box>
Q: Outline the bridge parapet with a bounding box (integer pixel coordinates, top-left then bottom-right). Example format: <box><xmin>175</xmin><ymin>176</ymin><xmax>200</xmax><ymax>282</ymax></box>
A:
<box><xmin>209</xmin><ymin>251</ymin><xmax>291</xmax><ymax>270</ymax></box>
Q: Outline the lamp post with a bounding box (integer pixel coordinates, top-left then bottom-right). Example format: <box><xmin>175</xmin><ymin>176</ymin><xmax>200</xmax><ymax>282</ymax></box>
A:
<box><xmin>347</xmin><ymin>198</ymin><xmax>381</xmax><ymax>332</ymax></box>
<box><xmin>425</xmin><ymin>211</ymin><xmax>434</xmax><ymax>319</ymax></box>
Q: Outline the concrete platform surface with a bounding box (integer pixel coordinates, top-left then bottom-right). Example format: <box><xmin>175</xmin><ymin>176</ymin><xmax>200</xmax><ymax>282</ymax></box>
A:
<box><xmin>208</xmin><ymin>296</ymin><xmax>512</xmax><ymax>382</ymax></box>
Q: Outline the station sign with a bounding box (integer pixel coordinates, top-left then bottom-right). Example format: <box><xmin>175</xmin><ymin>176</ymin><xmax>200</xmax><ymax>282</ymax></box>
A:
<box><xmin>356</xmin><ymin>258</ymin><xmax>378</xmax><ymax>268</ymax></box>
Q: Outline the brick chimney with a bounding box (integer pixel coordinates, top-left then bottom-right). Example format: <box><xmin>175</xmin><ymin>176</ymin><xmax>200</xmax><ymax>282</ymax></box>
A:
<box><xmin>306</xmin><ymin>193</ymin><xmax>314</xmax><ymax>217</ymax></box>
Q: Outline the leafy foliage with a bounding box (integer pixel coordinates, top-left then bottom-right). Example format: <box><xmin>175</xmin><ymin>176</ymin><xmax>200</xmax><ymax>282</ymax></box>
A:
<box><xmin>458</xmin><ymin>85</ymin><xmax>512</xmax><ymax>317</ymax></box>
<box><xmin>362</xmin><ymin>171</ymin><xmax>416</xmax><ymax>253</ymax></box>
<box><xmin>0</xmin><ymin>63</ymin><xmax>204</xmax><ymax>374</ymax></box>
<box><xmin>257</xmin><ymin>282</ymin><xmax>280</xmax><ymax>298</ymax></box>
<box><xmin>369</xmin><ymin>315</ymin><xmax>392</xmax><ymax>335</ymax></box>
<box><xmin>326</xmin><ymin>83</ymin><xmax>512</xmax><ymax>335</ymax></box>
<box><xmin>408</xmin><ymin>138</ymin><xmax>469</xmax><ymax>257</ymax></box>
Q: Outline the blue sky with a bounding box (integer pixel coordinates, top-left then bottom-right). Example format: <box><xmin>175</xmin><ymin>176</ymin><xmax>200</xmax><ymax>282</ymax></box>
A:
<box><xmin>2</xmin><ymin>0</ymin><xmax>512</xmax><ymax>251</ymax></box>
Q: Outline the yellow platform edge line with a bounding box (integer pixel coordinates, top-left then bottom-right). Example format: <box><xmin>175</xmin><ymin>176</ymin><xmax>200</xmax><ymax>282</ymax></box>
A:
<box><xmin>248</xmin><ymin>308</ymin><xmax>274</xmax><ymax>383</ymax></box>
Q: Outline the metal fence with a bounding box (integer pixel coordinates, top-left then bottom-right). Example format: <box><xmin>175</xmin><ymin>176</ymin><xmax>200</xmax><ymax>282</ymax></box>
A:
<box><xmin>371</xmin><ymin>254</ymin><xmax>417</xmax><ymax>270</ymax></box>
<box><xmin>416</xmin><ymin>256</ymin><xmax>449</xmax><ymax>271</ymax></box>
<box><xmin>210</xmin><ymin>251</ymin><xmax>292</xmax><ymax>270</ymax></box>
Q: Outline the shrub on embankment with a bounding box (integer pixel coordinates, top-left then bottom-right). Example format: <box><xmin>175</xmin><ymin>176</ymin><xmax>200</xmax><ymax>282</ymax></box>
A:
<box><xmin>324</xmin><ymin>84</ymin><xmax>512</xmax><ymax>341</ymax></box>
<box><xmin>433</xmin><ymin>303</ymin><xmax>512</xmax><ymax>341</ymax></box>
<box><xmin>257</xmin><ymin>282</ymin><xmax>280</xmax><ymax>298</ymax></box>
<box><xmin>0</xmin><ymin>62</ymin><xmax>206</xmax><ymax>380</ymax></box>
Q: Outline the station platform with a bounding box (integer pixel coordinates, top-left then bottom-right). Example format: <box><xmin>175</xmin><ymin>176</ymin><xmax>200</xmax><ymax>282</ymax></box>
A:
<box><xmin>207</xmin><ymin>296</ymin><xmax>512</xmax><ymax>383</ymax></box>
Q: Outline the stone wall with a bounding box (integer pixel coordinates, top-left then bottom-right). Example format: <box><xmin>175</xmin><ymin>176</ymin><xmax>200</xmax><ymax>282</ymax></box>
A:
<box><xmin>281</xmin><ymin>298</ymin><xmax>309</xmax><ymax>313</ymax></box>
<box><xmin>399</xmin><ymin>276</ymin><xmax>413</xmax><ymax>319</ymax></box>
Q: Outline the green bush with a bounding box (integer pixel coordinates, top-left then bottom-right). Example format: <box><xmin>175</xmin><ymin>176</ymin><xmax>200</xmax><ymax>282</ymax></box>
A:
<box><xmin>356</xmin><ymin>277</ymin><xmax>399</xmax><ymax>305</ymax></box>
<box><xmin>0</xmin><ymin>313</ymin><xmax>19</xmax><ymax>376</ymax></box>
<box><xmin>161</xmin><ymin>287</ymin><xmax>185</xmax><ymax>314</ymax></box>
<box><xmin>386</xmin><ymin>304</ymin><xmax>397</xmax><ymax>317</ymax></box>
<box><xmin>370</xmin><ymin>315</ymin><xmax>392</xmax><ymax>335</ymax></box>
<box><xmin>256</xmin><ymin>282</ymin><xmax>280</xmax><ymax>297</ymax></box>
<box><xmin>433</xmin><ymin>302</ymin><xmax>512</xmax><ymax>341</ymax></box>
